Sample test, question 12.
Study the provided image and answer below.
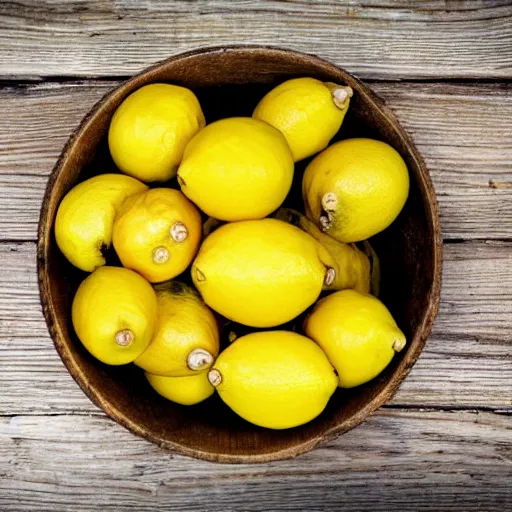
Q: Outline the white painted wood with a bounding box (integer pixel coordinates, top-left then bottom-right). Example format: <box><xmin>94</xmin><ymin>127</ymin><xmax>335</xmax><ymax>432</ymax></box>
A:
<box><xmin>0</xmin><ymin>82</ymin><xmax>511</xmax><ymax>240</ymax></box>
<box><xmin>0</xmin><ymin>1</ymin><xmax>511</xmax><ymax>79</ymax></box>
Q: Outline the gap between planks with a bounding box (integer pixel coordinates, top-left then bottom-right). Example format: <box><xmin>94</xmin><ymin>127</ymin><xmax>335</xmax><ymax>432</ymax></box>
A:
<box><xmin>0</xmin><ymin>404</ymin><xmax>510</xmax><ymax>418</ymax></box>
<box><xmin>3</xmin><ymin>77</ymin><xmax>512</xmax><ymax>87</ymax></box>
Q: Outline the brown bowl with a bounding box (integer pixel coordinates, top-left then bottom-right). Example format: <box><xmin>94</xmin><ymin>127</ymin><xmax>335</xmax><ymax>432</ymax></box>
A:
<box><xmin>37</xmin><ymin>46</ymin><xmax>442</xmax><ymax>463</ymax></box>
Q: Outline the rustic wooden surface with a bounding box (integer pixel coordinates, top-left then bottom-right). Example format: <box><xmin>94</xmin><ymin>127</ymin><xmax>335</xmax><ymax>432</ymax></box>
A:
<box><xmin>0</xmin><ymin>1</ymin><xmax>511</xmax><ymax>510</ymax></box>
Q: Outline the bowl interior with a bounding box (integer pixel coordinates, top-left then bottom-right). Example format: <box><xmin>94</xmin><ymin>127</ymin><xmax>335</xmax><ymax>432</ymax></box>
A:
<box><xmin>38</xmin><ymin>47</ymin><xmax>441</xmax><ymax>463</ymax></box>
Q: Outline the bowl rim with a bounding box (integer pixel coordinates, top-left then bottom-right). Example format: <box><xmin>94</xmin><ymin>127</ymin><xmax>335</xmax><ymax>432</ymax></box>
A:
<box><xmin>37</xmin><ymin>45</ymin><xmax>443</xmax><ymax>463</ymax></box>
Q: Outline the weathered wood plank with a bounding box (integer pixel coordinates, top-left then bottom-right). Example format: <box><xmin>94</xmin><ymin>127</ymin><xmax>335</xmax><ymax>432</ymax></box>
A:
<box><xmin>0</xmin><ymin>410</ymin><xmax>510</xmax><ymax>511</ymax></box>
<box><xmin>1</xmin><ymin>1</ymin><xmax>510</xmax><ymax>508</ymax></box>
<box><xmin>0</xmin><ymin>81</ymin><xmax>511</xmax><ymax>240</ymax></box>
<box><xmin>370</xmin><ymin>82</ymin><xmax>512</xmax><ymax>240</ymax></box>
<box><xmin>0</xmin><ymin>1</ymin><xmax>511</xmax><ymax>80</ymax></box>
<box><xmin>0</xmin><ymin>240</ymin><xmax>511</xmax><ymax>415</ymax></box>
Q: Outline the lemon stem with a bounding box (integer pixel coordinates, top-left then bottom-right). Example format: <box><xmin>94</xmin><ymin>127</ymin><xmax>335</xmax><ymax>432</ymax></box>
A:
<box><xmin>324</xmin><ymin>267</ymin><xmax>336</xmax><ymax>286</ymax></box>
<box><xmin>319</xmin><ymin>192</ymin><xmax>338</xmax><ymax>232</ymax></box>
<box><xmin>332</xmin><ymin>86</ymin><xmax>353</xmax><ymax>109</ymax></box>
<box><xmin>177</xmin><ymin>174</ymin><xmax>186</xmax><ymax>188</ymax></box>
<box><xmin>171</xmin><ymin>222</ymin><xmax>188</xmax><ymax>243</ymax></box>
<box><xmin>319</xmin><ymin>214</ymin><xmax>331</xmax><ymax>232</ymax></box>
<box><xmin>115</xmin><ymin>329</ymin><xmax>134</xmax><ymax>347</ymax></box>
<box><xmin>208</xmin><ymin>368</ymin><xmax>222</xmax><ymax>387</ymax></box>
<box><xmin>393</xmin><ymin>338</ymin><xmax>406</xmax><ymax>352</ymax></box>
<box><xmin>187</xmin><ymin>348</ymin><xmax>214</xmax><ymax>371</ymax></box>
<box><xmin>322</xmin><ymin>192</ymin><xmax>338</xmax><ymax>212</ymax></box>
<box><xmin>195</xmin><ymin>268</ymin><xmax>206</xmax><ymax>282</ymax></box>
<box><xmin>152</xmin><ymin>246</ymin><xmax>169</xmax><ymax>264</ymax></box>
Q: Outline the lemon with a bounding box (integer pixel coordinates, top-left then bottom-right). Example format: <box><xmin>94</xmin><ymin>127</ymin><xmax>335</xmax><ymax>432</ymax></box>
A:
<box><xmin>135</xmin><ymin>281</ymin><xmax>219</xmax><ymax>377</ymax></box>
<box><xmin>55</xmin><ymin>174</ymin><xmax>147</xmax><ymax>272</ymax></box>
<box><xmin>72</xmin><ymin>266</ymin><xmax>158</xmax><ymax>365</ymax></box>
<box><xmin>108</xmin><ymin>84</ymin><xmax>205</xmax><ymax>182</ymax></box>
<box><xmin>191</xmin><ymin>219</ymin><xmax>335</xmax><ymax>328</ymax></box>
<box><xmin>177</xmin><ymin>117</ymin><xmax>294</xmax><ymax>221</ymax></box>
<box><xmin>304</xmin><ymin>289</ymin><xmax>406</xmax><ymax>388</ymax></box>
<box><xmin>253</xmin><ymin>77</ymin><xmax>353</xmax><ymax>161</ymax></box>
<box><xmin>146</xmin><ymin>372</ymin><xmax>214</xmax><ymax>405</ymax></box>
<box><xmin>112</xmin><ymin>188</ymin><xmax>202</xmax><ymax>283</ymax></box>
<box><xmin>208</xmin><ymin>331</ymin><xmax>337</xmax><ymax>429</ymax></box>
<box><xmin>303</xmin><ymin>138</ymin><xmax>410</xmax><ymax>242</ymax></box>
<box><xmin>273</xmin><ymin>208</ymin><xmax>375</xmax><ymax>294</ymax></box>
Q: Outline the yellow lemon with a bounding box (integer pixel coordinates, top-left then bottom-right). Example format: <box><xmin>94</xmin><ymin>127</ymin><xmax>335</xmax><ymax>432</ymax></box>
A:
<box><xmin>72</xmin><ymin>266</ymin><xmax>158</xmax><ymax>365</ymax></box>
<box><xmin>273</xmin><ymin>208</ymin><xmax>376</xmax><ymax>294</ymax></box>
<box><xmin>208</xmin><ymin>331</ymin><xmax>337</xmax><ymax>429</ymax></box>
<box><xmin>304</xmin><ymin>289</ymin><xmax>406</xmax><ymax>388</ymax></box>
<box><xmin>303</xmin><ymin>138</ymin><xmax>410</xmax><ymax>242</ymax></box>
<box><xmin>146</xmin><ymin>372</ymin><xmax>214</xmax><ymax>406</ymax></box>
<box><xmin>177</xmin><ymin>117</ymin><xmax>294</xmax><ymax>221</ymax></box>
<box><xmin>253</xmin><ymin>77</ymin><xmax>353</xmax><ymax>161</ymax></box>
<box><xmin>191</xmin><ymin>219</ymin><xmax>335</xmax><ymax>327</ymax></box>
<box><xmin>135</xmin><ymin>281</ymin><xmax>219</xmax><ymax>377</ymax></box>
<box><xmin>55</xmin><ymin>174</ymin><xmax>147</xmax><ymax>272</ymax></box>
<box><xmin>112</xmin><ymin>188</ymin><xmax>202</xmax><ymax>283</ymax></box>
<box><xmin>108</xmin><ymin>84</ymin><xmax>205</xmax><ymax>182</ymax></box>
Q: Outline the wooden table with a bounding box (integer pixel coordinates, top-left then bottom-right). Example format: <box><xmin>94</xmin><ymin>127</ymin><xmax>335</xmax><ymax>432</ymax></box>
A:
<box><xmin>0</xmin><ymin>1</ymin><xmax>511</xmax><ymax>510</ymax></box>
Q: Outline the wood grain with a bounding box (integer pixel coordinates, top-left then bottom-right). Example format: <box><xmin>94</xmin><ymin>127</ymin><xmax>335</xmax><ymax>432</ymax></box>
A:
<box><xmin>0</xmin><ymin>81</ymin><xmax>511</xmax><ymax>241</ymax></box>
<box><xmin>0</xmin><ymin>1</ymin><xmax>511</xmax><ymax>80</ymax></box>
<box><xmin>0</xmin><ymin>410</ymin><xmax>510</xmax><ymax>511</ymax></box>
<box><xmin>0</xmin><ymin>0</ymin><xmax>510</xmax><ymax>505</ymax></box>
<box><xmin>0</xmin><ymin>241</ymin><xmax>510</xmax><ymax>415</ymax></box>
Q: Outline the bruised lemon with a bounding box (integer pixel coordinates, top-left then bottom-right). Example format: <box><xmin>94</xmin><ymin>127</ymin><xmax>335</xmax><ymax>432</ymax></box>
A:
<box><xmin>135</xmin><ymin>281</ymin><xmax>219</xmax><ymax>377</ymax></box>
<box><xmin>177</xmin><ymin>117</ymin><xmax>294</xmax><ymax>221</ymax></box>
<box><xmin>72</xmin><ymin>266</ymin><xmax>158</xmax><ymax>365</ymax></box>
<box><xmin>253</xmin><ymin>77</ymin><xmax>352</xmax><ymax>161</ymax></box>
<box><xmin>304</xmin><ymin>289</ymin><xmax>406</xmax><ymax>388</ymax></box>
<box><xmin>146</xmin><ymin>372</ymin><xmax>214</xmax><ymax>405</ymax></box>
<box><xmin>303</xmin><ymin>138</ymin><xmax>409</xmax><ymax>242</ymax></box>
<box><xmin>112</xmin><ymin>188</ymin><xmax>202</xmax><ymax>283</ymax></box>
<box><xmin>55</xmin><ymin>174</ymin><xmax>147</xmax><ymax>272</ymax></box>
<box><xmin>208</xmin><ymin>331</ymin><xmax>338</xmax><ymax>429</ymax></box>
<box><xmin>273</xmin><ymin>208</ymin><xmax>376</xmax><ymax>294</ymax></box>
<box><xmin>108</xmin><ymin>84</ymin><xmax>205</xmax><ymax>182</ymax></box>
<box><xmin>192</xmin><ymin>219</ymin><xmax>336</xmax><ymax>327</ymax></box>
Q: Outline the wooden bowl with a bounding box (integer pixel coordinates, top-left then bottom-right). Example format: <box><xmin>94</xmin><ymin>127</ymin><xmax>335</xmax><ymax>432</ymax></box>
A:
<box><xmin>38</xmin><ymin>46</ymin><xmax>442</xmax><ymax>463</ymax></box>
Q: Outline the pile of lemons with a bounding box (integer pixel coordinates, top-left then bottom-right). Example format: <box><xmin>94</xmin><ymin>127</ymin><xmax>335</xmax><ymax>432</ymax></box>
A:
<box><xmin>55</xmin><ymin>77</ymin><xmax>409</xmax><ymax>430</ymax></box>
